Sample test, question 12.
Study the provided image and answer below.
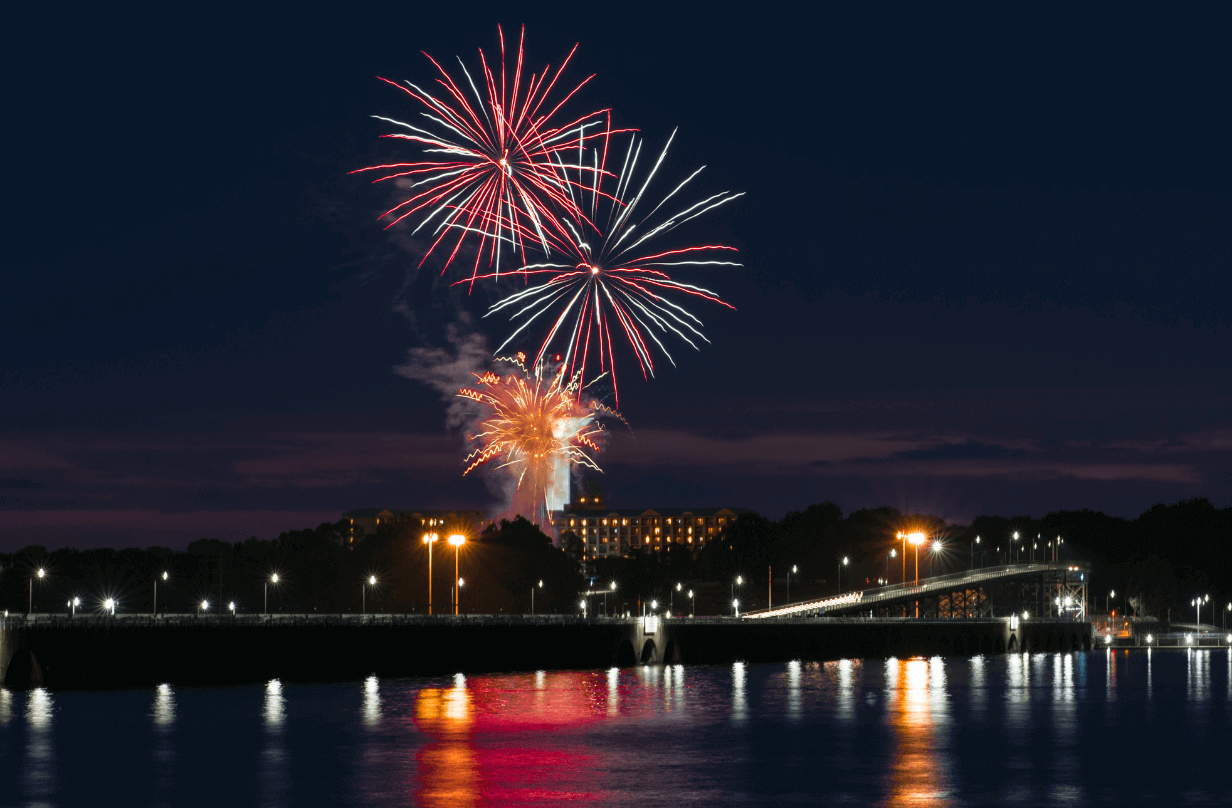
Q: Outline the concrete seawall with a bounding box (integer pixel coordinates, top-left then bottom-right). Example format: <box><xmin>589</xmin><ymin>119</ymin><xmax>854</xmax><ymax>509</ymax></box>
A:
<box><xmin>1</xmin><ymin>615</ymin><xmax>1092</xmax><ymax>690</ymax></box>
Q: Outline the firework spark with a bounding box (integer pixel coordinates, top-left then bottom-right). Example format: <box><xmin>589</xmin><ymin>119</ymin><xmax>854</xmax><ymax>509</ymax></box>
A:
<box><xmin>476</xmin><ymin>129</ymin><xmax>744</xmax><ymax>405</ymax></box>
<box><xmin>458</xmin><ymin>354</ymin><xmax>619</xmax><ymax>524</ymax></box>
<box><xmin>353</xmin><ymin>26</ymin><xmax>617</xmax><ymax>285</ymax></box>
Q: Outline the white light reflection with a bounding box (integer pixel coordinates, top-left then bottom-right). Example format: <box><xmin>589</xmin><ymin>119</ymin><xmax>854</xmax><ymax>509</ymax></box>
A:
<box><xmin>836</xmin><ymin>658</ymin><xmax>854</xmax><ymax>723</ymax></box>
<box><xmin>787</xmin><ymin>660</ymin><xmax>802</xmax><ymax>721</ymax></box>
<box><xmin>672</xmin><ymin>664</ymin><xmax>686</xmax><ymax>710</ymax></box>
<box><xmin>1188</xmin><ymin>649</ymin><xmax>1210</xmax><ymax>703</ymax></box>
<box><xmin>969</xmin><ymin>656</ymin><xmax>986</xmax><ymax>718</ymax></box>
<box><xmin>264</xmin><ymin>678</ymin><xmax>285</xmax><ymax>729</ymax></box>
<box><xmin>259</xmin><ymin>678</ymin><xmax>288</xmax><ymax>807</ymax></box>
<box><xmin>24</xmin><ymin>688</ymin><xmax>55</xmax><ymax>805</ymax></box>
<box><xmin>607</xmin><ymin>667</ymin><xmax>620</xmax><ymax>715</ymax></box>
<box><xmin>153</xmin><ymin>683</ymin><xmax>176</xmax><ymax>727</ymax></box>
<box><xmin>1146</xmin><ymin>648</ymin><xmax>1153</xmax><ymax>700</ymax></box>
<box><xmin>732</xmin><ymin>661</ymin><xmax>747</xmax><ymax>723</ymax></box>
<box><xmin>0</xmin><ymin>688</ymin><xmax>11</xmax><ymax>725</ymax></box>
<box><xmin>362</xmin><ymin>675</ymin><xmax>380</xmax><ymax>728</ymax></box>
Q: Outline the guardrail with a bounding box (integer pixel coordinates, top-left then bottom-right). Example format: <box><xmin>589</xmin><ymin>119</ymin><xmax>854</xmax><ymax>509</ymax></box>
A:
<box><xmin>748</xmin><ymin>561</ymin><xmax>1089</xmax><ymax>619</ymax></box>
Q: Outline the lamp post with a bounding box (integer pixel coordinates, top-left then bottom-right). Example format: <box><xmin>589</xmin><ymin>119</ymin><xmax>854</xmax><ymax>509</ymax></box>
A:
<box><xmin>897</xmin><ymin>532</ymin><xmax>908</xmax><ymax>583</ymax></box>
<box><xmin>929</xmin><ymin>540</ymin><xmax>943</xmax><ymax>578</ymax></box>
<box><xmin>104</xmin><ymin>597</ymin><xmax>116</xmax><ymax>616</ymax></box>
<box><xmin>198</xmin><ymin>599</ymin><xmax>209</xmax><ymax>617</ymax></box>
<box><xmin>732</xmin><ymin>598</ymin><xmax>740</xmax><ymax>618</ymax></box>
<box><xmin>71</xmin><ymin>597</ymin><xmax>80</xmax><ymax>617</ymax></box>
<box><xmin>447</xmin><ymin>534</ymin><xmax>465</xmax><ymax>615</ymax></box>
<box><xmin>363</xmin><ymin>575</ymin><xmax>376</xmax><ymax>615</ymax></box>
<box><xmin>788</xmin><ymin>565</ymin><xmax>798</xmax><ymax>603</ymax></box>
<box><xmin>1109</xmin><ymin>589</ymin><xmax>1115</xmax><ymax>614</ymax></box>
<box><xmin>672</xmin><ymin>582</ymin><xmax>681</xmax><ymax>615</ymax></box>
<box><xmin>732</xmin><ymin>575</ymin><xmax>743</xmax><ymax>603</ymax></box>
<box><xmin>907</xmin><ymin>532</ymin><xmax>925</xmax><ymax>618</ymax></box>
<box><xmin>422</xmin><ymin>532</ymin><xmax>439</xmax><ymax>615</ymax></box>
<box><xmin>605</xmin><ymin>581</ymin><xmax>616</xmax><ymax>617</ymax></box>
<box><xmin>456</xmin><ymin>578</ymin><xmax>464</xmax><ymax>613</ymax></box>
<box><xmin>971</xmin><ymin>536</ymin><xmax>980</xmax><ymax>570</ymax></box>
<box><xmin>154</xmin><ymin>571</ymin><xmax>168</xmax><ymax>617</ymax></box>
<box><xmin>1012</xmin><ymin>532</ymin><xmax>1019</xmax><ymax>564</ymax></box>
<box><xmin>29</xmin><ymin>567</ymin><xmax>45</xmax><ymax>615</ymax></box>
<box><xmin>532</xmin><ymin>580</ymin><xmax>543</xmax><ymax>615</ymax></box>
<box><xmin>837</xmin><ymin>557</ymin><xmax>848</xmax><ymax>594</ymax></box>
<box><xmin>265</xmin><ymin>573</ymin><xmax>279</xmax><ymax>616</ymax></box>
<box><xmin>229</xmin><ymin>601</ymin><xmax>235</xmax><ymax>616</ymax></box>
<box><xmin>1226</xmin><ymin>603</ymin><xmax>1230</xmax><ymax>632</ymax></box>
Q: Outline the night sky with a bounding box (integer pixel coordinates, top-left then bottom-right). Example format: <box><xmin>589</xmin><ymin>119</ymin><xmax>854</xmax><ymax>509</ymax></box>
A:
<box><xmin>4</xmin><ymin>5</ymin><xmax>1228</xmax><ymax>550</ymax></box>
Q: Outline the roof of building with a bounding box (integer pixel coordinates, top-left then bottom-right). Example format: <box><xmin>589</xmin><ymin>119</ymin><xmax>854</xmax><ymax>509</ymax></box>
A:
<box><xmin>557</xmin><ymin>507</ymin><xmax>754</xmax><ymax>519</ymax></box>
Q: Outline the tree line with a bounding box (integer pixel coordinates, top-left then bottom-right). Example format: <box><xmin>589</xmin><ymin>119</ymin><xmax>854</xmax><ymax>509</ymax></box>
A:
<box><xmin>2</xmin><ymin>498</ymin><xmax>1227</xmax><ymax>621</ymax></box>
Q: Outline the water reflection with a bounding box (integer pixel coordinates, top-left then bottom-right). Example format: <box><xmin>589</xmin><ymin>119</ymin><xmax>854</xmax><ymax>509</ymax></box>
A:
<box><xmin>152</xmin><ymin>684</ymin><xmax>177</xmax><ymax>808</ymax></box>
<box><xmin>260</xmin><ymin>679</ymin><xmax>289</xmax><ymax>808</ymax></box>
<box><xmin>264</xmin><ymin>678</ymin><xmax>286</xmax><ymax>730</ymax></box>
<box><xmin>786</xmin><ymin>660</ymin><xmax>802</xmax><ymax>720</ymax></box>
<box><xmin>732</xmin><ymin>661</ymin><xmax>747</xmax><ymax>723</ymax></box>
<box><xmin>1188</xmin><ymin>649</ymin><xmax>1210</xmax><ymax>702</ymax></box>
<box><xmin>885</xmin><ymin>658</ymin><xmax>952</xmax><ymax>805</ymax></box>
<box><xmin>153</xmin><ymin>682</ymin><xmax>176</xmax><ymax>727</ymax></box>
<box><xmin>0</xmin><ymin>687</ymin><xmax>11</xmax><ymax>725</ymax></box>
<box><xmin>835</xmin><ymin>658</ymin><xmax>855</xmax><ymax>722</ymax></box>
<box><xmin>24</xmin><ymin>687</ymin><xmax>55</xmax><ymax>806</ymax></box>
<box><xmin>414</xmin><ymin>675</ymin><xmax>477</xmax><ymax>808</ymax></box>
<box><xmin>363</xmin><ymin>675</ymin><xmax>380</xmax><ymax>728</ymax></box>
<box><xmin>606</xmin><ymin>667</ymin><xmax>620</xmax><ymax>715</ymax></box>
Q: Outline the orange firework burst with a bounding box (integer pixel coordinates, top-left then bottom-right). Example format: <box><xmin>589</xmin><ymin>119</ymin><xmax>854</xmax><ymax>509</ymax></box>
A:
<box><xmin>458</xmin><ymin>353</ymin><xmax>618</xmax><ymax>524</ymax></box>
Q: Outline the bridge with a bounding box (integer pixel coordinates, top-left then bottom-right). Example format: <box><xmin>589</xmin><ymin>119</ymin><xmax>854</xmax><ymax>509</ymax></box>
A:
<box><xmin>749</xmin><ymin>562</ymin><xmax>1090</xmax><ymax>621</ymax></box>
<box><xmin>1</xmin><ymin>604</ymin><xmax>1091</xmax><ymax>691</ymax></box>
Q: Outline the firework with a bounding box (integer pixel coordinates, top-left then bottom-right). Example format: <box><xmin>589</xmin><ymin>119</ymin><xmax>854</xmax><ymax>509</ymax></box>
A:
<box><xmin>458</xmin><ymin>354</ymin><xmax>618</xmax><ymax>525</ymax></box>
<box><xmin>353</xmin><ymin>26</ymin><xmax>617</xmax><ymax>285</ymax></box>
<box><xmin>477</xmin><ymin>129</ymin><xmax>744</xmax><ymax>405</ymax></box>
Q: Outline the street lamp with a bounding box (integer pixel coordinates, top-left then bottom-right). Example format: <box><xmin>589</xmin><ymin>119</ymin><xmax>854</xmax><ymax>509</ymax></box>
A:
<box><xmin>265</xmin><ymin>573</ymin><xmax>279</xmax><ymax>616</ymax></box>
<box><xmin>929</xmin><ymin>540</ymin><xmax>943</xmax><ymax>578</ymax></box>
<box><xmin>671</xmin><ymin>582</ymin><xmax>681</xmax><ymax>615</ymax></box>
<box><xmin>733</xmin><ymin>598</ymin><xmax>740</xmax><ymax>618</ymax></box>
<box><xmin>104</xmin><ymin>597</ymin><xmax>116</xmax><ymax>616</ymax></box>
<box><xmin>1109</xmin><ymin>589</ymin><xmax>1116</xmax><ymax>614</ymax></box>
<box><xmin>971</xmin><ymin>536</ymin><xmax>981</xmax><ymax>569</ymax></box>
<box><xmin>29</xmin><ymin>567</ymin><xmax>46</xmax><ymax>615</ymax></box>
<box><xmin>532</xmin><ymin>580</ymin><xmax>543</xmax><ymax>615</ymax></box>
<box><xmin>732</xmin><ymin>575</ymin><xmax>743</xmax><ymax>603</ymax></box>
<box><xmin>363</xmin><ymin>575</ymin><xmax>377</xmax><ymax>616</ymax></box>
<box><xmin>154</xmin><ymin>571</ymin><xmax>169</xmax><ymax>617</ymax></box>
<box><xmin>71</xmin><ymin>596</ymin><xmax>80</xmax><ymax>616</ymax></box>
<box><xmin>198</xmin><ymin>599</ymin><xmax>209</xmax><ymax>616</ymax></box>
<box><xmin>897</xmin><ymin>531</ymin><xmax>909</xmax><ymax>583</ymax></box>
<box><xmin>838</xmin><ymin>557</ymin><xmax>849</xmax><ymax>593</ymax></box>
<box><xmin>457</xmin><ymin>578</ymin><xmax>464</xmax><ymax>613</ymax></box>
<box><xmin>229</xmin><ymin>601</ymin><xmax>236</xmax><ymax>615</ymax></box>
<box><xmin>422</xmin><ymin>532</ymin><xmax>439</xmax><ymax>615</ymax></box>
<box><xmin>604</xmin><ymin>581</ymin><xmax>616</xmax><ymax>617</ymax></box>
<box><xmin>1012</xmin><ymin>532</ymin><xmax>1019</xmax><ymax>564</ymax></box>
<box><xmin>448</xmin><ymin>534</ymin><xmax>466</xmax><ymax>615</ymax></box>
<box><xmin>788</xmin><ymin>565</ymin><xmax>798</xmax><ymax>603</ymax></box>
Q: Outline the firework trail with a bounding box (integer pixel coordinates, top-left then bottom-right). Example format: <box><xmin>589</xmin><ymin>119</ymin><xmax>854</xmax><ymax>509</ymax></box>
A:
<box><xmin>458</xmin><ymin>353</ymin><xmax>620</xmax><ymax>525</ymax></box>
<box><xmin>475</xmin><ymin>130</ymin><xmax>744</xmax><ymax>405</ymax></box>
<box><xmin>353</xmin><ymin>26</ymin><xmax>619</xmax><ymax>285</ymax></box>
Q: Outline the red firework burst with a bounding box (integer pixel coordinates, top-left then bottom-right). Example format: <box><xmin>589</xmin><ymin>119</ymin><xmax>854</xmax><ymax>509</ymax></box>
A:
<box><xmin>353</xmin><ymin>26</ymin><xmax>619</xmax><ymax>286</ymax></box>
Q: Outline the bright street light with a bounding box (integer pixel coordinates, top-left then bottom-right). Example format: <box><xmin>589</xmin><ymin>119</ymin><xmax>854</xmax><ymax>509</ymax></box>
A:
<box><xmin>265</xmin><ymin>573</ymin><xmax>280</xmax><ymax>616</ymax></box>
<box><xmin>732</xmin><ymin>598</ymin><xmax>740</xmax><ymax>618</ymax></box>
<box><xmin>363</xmin><ymin>575</ymin><xmax>378</xmax><ymax>616</ymax></box>
<box><xmin>104</xmin><ymin>597</ymin><xmax>116</xmax><ymax>615</ymax></box>
<box><xmin>448</xmin><ymin>535</ymin><xmax>466</xmax><ymax>615</ymax></box>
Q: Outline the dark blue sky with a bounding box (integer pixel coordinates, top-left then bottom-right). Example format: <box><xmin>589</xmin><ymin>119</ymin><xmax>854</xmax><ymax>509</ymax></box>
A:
<box><xmin>3</xmin><ymin>4</ymin><xmax>1229</xmax><ymax>549</ymax></box>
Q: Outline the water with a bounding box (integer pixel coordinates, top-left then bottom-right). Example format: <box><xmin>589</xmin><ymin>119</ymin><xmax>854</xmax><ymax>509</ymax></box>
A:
<box><xmin>2</xmin><ymin>650</ymin><xmax>1230</xmax><ymax>806</ymax></box>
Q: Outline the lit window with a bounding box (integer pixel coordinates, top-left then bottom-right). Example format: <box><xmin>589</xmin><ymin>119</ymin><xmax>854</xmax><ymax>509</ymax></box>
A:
<box><xmin>655</xmin><ymin>527</ymin><xmax>661</xmax><ymax>534</ymax></box>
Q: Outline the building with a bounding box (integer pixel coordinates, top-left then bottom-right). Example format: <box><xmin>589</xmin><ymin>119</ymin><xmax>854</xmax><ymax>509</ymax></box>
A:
<box><xmin>550</xmin><ymin>497</ymin><xmax>751</xmax><ymax>562</ymax></box>
<box><xmin>342</xmin><ymin>508</ymin><xmax>485</xmax><ymax>545</ymax></box>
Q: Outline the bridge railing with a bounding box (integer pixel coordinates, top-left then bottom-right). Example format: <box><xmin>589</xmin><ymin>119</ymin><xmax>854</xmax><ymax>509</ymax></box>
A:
<box><xmin>749</xmin><ymin>561</ymin><xmax>1089</xmax><ymax>619</ymax></box>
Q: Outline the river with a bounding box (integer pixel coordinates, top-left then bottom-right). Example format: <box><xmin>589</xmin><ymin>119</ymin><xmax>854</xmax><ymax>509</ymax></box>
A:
<box><xmin>1</xmin><ymin>650</ymin><xmax>1229</xmax><ymax>806</ymax></box>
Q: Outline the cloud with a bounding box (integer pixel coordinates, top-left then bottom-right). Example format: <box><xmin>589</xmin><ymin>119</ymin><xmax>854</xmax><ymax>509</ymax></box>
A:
<box><xmin>0</xmin><ymin>477</ymin><xmax>45</xmax><ymax>489</ymax></box>
<box><xmin>894</xmin><ymin>441</ymin><xmax>1024</xmax><ymax>460</ymax></box>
